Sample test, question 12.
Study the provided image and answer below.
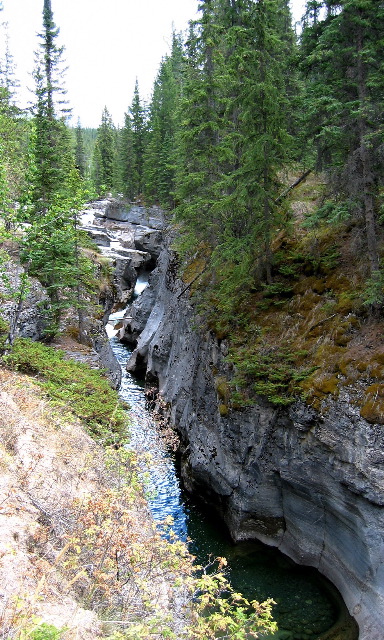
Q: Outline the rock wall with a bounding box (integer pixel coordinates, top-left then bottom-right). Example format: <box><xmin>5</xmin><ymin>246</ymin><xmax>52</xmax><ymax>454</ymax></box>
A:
<box><xmin>0</xmin><ymin>260</ymin><xmax>49</xmax><ymax>341</ymax></box>
<box><xmin>126</xmin><ymin>248</ymin><xmax>384</xmax><ymax>640</ymax></box>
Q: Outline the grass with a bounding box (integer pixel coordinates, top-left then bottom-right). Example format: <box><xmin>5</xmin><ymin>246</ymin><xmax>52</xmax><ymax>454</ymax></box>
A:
<box><xmin>3</xmin><ymin>337</ymin><xmax>128</xmax><ymax>444</ymax></box>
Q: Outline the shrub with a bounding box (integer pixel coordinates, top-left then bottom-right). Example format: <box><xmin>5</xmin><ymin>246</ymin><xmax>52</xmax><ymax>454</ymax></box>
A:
<box><xmin>30</xmin><ymin>623</ymin><xmax>64</xmax><ymax>640</ymax></box>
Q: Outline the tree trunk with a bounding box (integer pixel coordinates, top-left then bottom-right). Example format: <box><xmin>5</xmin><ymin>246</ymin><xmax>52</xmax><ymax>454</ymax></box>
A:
<box><xmin>356</xmin><ymin>15</ymin><xmax>379</xmax><ymax>275</ymax></box>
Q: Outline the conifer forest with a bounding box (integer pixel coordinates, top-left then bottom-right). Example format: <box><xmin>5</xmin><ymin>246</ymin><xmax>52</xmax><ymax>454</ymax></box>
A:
<box><xmin>1</xmin><ymin>1</ymin><xmax>383</xmax><ymax>328</ymax></box>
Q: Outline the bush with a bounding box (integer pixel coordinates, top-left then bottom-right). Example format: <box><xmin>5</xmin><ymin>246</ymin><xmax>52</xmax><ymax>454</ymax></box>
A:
<box><xmin>30</xmin><ymin>624</ymin><xmax>64</xmax><ymax>640</ymax></box>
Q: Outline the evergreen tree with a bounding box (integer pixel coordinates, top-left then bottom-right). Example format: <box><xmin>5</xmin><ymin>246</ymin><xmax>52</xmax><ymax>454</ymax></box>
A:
<box><xmin>300</xmin><ymin>0</ymin><xmax>384</xmax><ymax>277</ymax></box>
<box><xmin>129</xmin><ymin>79</ymin><xmax>146</xmax><ymax>199</ymax></box>
<box><xmin>175</xmin><ymin>0</ymin><xmax>295</xmax><ymax>301</ymax></box>
<box><xmin>174</xmin><ymin>4</ymin><xmax>222</xmax><ymax>246</ymax></box>
<box><xmin>28</xmin><ymin>0</ymin><xmax>73</xmax><ymax>215</ymax></box>
<box><xmin>117</xmin><ymin>110</ymin><xmax>135</xmax><ymax>199</ymax></box>
<box><xmin>20</xmin><ymin>0</ymin><xmax>93</xmax><ymax>337</ymax></box>
<box><xmin>92</xmin><ymin>106</ymin><xmax>116</xmax><ymax>194</ymax></box>
<box><xmin>75</xmin><ymin>118</ymin><xmax>87</xmax><ymax>178</ymax></box>
<box><xmin>143</xmin><ymin>33</ymin><xmax>185</xmax><ymax>207</ymax></box>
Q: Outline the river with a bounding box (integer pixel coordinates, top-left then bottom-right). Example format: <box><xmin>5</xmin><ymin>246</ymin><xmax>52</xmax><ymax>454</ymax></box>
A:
<box><xmin>107</xmin><ymin>305</ymin><xmax>342</xmax><ymax>640</ymax></box>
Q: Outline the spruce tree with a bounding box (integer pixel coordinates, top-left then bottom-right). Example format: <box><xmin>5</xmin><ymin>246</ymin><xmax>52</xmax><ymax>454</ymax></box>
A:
<box><xmin>143</xmin><ymin>33</ymin><xmax>184</xmax><ymax>207</ymax></box>
<box><xmin>21</xmin><ymin>0</ymin><xmax>92</xmax><ymax>336</ymax></box>
<box><xmin>175</xmin><ymin>0</ymin><xmax>295</xmax><ymax>302</ymax></box>
<box><xmin>29</xmin><ymin>0</ymin><xmax>73</xmax><ymax>215</ymax></box>
<box><xmin>92</xmin><ymin>106</ymin><xmax>116</xmax><ymax>194</ymax></box>
<box><xmin>129</xmin><ymin>79</ymin><xmax>146</xmax><ymax>199</ymax></box>
<box><xmin>300</xmin><ymin>0</ymin><xmax>384</xmax><ymax>277</ymax></box>
<box><xmin>75</xmin><ymin>118</ymin><xmax>87</xmax><ymax>178</ymax></box>
<box><xmin>117</xmin><ymin>110</ymin><xmax>135</xmax><ymax>199</ymax></box>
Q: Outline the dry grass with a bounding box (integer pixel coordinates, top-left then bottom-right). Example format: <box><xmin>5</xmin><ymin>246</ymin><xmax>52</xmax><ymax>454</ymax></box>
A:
<box><xmin>0</xmin><ymin>368</ymin><xmax>103</xmax><ymax>638</ymax></box>
<box><xmin>0</xmin><ymin>368</ymin><xmax>189</xmax><ymax>640</ymax></box>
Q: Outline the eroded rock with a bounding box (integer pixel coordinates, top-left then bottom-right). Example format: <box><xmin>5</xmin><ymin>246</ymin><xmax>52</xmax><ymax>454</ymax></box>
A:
<box><xmin>125</xmin><ymin>247</ymin><xmax>383</xmax><ymax>640</ymax></box>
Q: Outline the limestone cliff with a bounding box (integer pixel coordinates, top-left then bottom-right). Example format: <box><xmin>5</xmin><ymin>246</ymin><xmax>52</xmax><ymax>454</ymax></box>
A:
<box><xmin>126</xmin><ymin>248</ymin><xmax>383</xmax><ymax>640</ymax></box>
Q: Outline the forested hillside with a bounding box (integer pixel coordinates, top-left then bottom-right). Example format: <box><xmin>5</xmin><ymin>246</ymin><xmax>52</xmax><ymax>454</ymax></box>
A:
<box><xmin>1</xmin><ymin>0</ymin><xmax>383</xmax><ymax>406</ymax></box>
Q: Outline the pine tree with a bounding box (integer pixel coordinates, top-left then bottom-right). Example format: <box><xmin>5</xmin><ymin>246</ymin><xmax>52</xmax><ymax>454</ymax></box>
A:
<box><xmin>143</xmin><ymin>32</ymin><xmax>185</xmax><ymax>207</ymax></box>
<box><xmin>300</xmin><ymin>0</ymin><xmax>384</xmax><ymax>277</ymax></box>
<box><xmin>75</xmin><ymin>118</ymin><xmax>87</xmax><ymax>178</ymax></box>
<box><xmin>174</xmin><ymin>3</ymin><xmax>223</xmax><ymax>246</ymax></box>
<box><xmin>0</xmin><ymin>31</ymin><xmax>28</xmax><ymax>219</ymax></box>
<box><xmin>92</xmin><ymin>106</ymin><xmax>116</xmax><ymax>194</ymax></box>
<box><xmin>129</xmin><ymin>79</ymin><xmax>146</xmax><ymax>199</ymax></box>
<box><xmin>28</xmin><ymin>0</ymin><xmax>73</xmax><ymax>215</ymax></box>
<box><xmin>174</xmin><ymin>0</ymin><xmax>295</xmax><ymax>301</ymax></box>
<box><xmin>20</xmin><ymin>0</ymin><xmax>93</xmax><ymax>337</ymax></box>
<box><xmin>117</xmin><ymin>110</ymin><xmax>135</xmax><ymax>199</ymax></box>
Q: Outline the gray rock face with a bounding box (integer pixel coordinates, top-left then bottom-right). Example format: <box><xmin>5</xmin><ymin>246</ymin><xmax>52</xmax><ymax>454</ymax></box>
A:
<box><xmin>0</xmin><ymin>260</ymin><xmax>48</xmax><ymax>341</ymax></box>
<box><xmin>134</xmin><ymin>227</ymin><xmax>163</xmax><ymax>258</ymax></box>
<box><xmin>125</xmin><ymin>248</ymin><xmax>384</xmax><ymax>640</ymax></box>
<box><xmin>84</xmin><ymin>227</ymin><xmax>112</xmax><ymax>247</ymax></box>
<box><xmin>89</xmin><ymin>198</ymin><xmax>165</xmax><ymax>230</ymax></box>
<box><xmin>90</xmin><ymin>320</ymin><xmax>121</xmax><ymax>388</ymax></box>
<box><xmin>121</xmin><ymin>267</ymin><xmax>161</xmax><ymax>348</ymax></box>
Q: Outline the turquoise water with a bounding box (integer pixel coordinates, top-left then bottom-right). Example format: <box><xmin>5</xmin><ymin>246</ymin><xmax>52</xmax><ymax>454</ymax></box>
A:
<box><xmin>109</xmin><ymin>335</ymin><xmax>339</xmax><ymax>639</ymax></box>
<box><xmin>184</xmin><ymin>497</ymin><xmax>338</xmax><ymax>639</ymax></box>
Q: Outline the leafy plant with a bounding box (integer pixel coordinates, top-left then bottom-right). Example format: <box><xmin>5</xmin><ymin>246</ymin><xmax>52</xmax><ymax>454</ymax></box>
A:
<box><xmin>30</xmin><ymin>623</ymin><xmax>64</xmax><ymax>640</ymax></box>
<box><xmin>228</xmin><ymin>344</ymin><xmax>315</xmax><ymax>407</ymax></box>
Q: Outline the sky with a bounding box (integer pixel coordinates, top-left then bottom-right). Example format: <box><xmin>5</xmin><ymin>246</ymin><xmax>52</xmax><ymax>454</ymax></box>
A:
<box><xmin>1</xmin><ymin>0</ymin><xmax>306</xmax><ymax>128</ymax></box>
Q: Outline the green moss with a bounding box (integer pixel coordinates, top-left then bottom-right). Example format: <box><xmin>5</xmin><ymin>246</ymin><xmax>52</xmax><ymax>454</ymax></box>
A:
<box><xmin>219</xmin><ymin>403</ymin><xmax>229</xmax><ymax>417</ymax></box>
<box><xmin>336</xmin><ymin>356</ymin><xmax>354</xmax><ymax>377</ymax></box>
<box><xmin>334</xmin><ymin>292</ymin><xmax>356</xmax><ymax>314</ymax></box>
<box><xmin>215</xmin><ymin>376</ymin><xmax>230</xmax><ymax>402</ymax></box>
<box><xmin>368</xmin><ymin>363</ymin><xmax>384</xmax><ymax>379</ymax></box>
<box><xmin>314</xmin><ymin>375</ymin><xmax>339</xmax><ymax>395</ymax></box>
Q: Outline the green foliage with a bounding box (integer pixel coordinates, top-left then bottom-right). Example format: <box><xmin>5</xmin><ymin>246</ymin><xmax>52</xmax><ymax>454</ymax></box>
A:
<box><xmin>116</xmin><ymin>80</ymin><xmax>147</xmax><ymax>199</ymax></box>
<box><xmin>300</xmin><ymin>0</ymin><xmax>384</xmax><ymax>274</ymax></box>
<box><xmin>30</xmin><ymin>623</ymin><xmax>64</xmax><ymax>640</ymax></box>
<box><xmin>92</xmin><ymin>106</ymin><xmax>117</xmax><ymax>195</ymax></box>
<box><xmin>303</xmin><ymin>199</ymin><xmax>350</xmax><ymax>227</ymax></box>
<box><xmin>4</xmin><ymin>338</ymin><xmax>127</xmax><ymax>444</ymax></box>
<box><xmin>74</xmin><ymin>118</ymin><xmax>87</xmax><ymax>178</ymax></box>
<box><xmin>0</xmin><ymin>315</ymin><xmax>9</xmax><ymax>353</ymax></box>
<box><xmin>362</xmin><ymin>268</ymin><xmax>384</xmax><ymax>307</ymax></box>
<box><xmin>106</xmin><ymin>556</ymin><xmax>276</xmax><ymax>640</ymax></box>
<box><xmin>174</xmin><ymin>0</ymin><xmax>296</xmax><ymax>294</ymax></box>
<box><xmin>229</xmin><ymin>342</ymin><xmax>316</xmax><ymax>406</ymax></box>
<box><xmin>143</xmin><ymin>33</ymin><xmax>184</xmax><ymax>207</ymax></box>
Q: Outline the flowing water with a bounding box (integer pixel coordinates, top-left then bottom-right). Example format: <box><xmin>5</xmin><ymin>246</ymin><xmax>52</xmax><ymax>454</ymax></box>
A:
<box><xmin>108</xmin><ymin>311</ymin><xmax>341</xmax><ymax>640</ymax></box>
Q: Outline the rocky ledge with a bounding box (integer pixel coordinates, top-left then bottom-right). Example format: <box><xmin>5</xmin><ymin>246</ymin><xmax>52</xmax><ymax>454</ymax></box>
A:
<box><xmin>124</xmin><ymin>248</ymin><xmax>384</xmax><ymax>640</ymax></box>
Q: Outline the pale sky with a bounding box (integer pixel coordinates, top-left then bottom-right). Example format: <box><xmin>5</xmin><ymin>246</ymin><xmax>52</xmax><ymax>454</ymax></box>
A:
<box><xmin>1</xmin><ymin>0</ymin><xmax>306</xmax><ymax>128</ymax></box>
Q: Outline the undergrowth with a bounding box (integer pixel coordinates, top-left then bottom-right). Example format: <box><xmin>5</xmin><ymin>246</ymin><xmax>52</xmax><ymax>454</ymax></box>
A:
<box><xmin>3</xmin><ymin>337</ymin><xmax>127</xmax><ymax>444</ymax></box>
<box><xmin>183</xmin><ymin>174</ymin><xmax>383</xmax><ymax>413</ymax></box>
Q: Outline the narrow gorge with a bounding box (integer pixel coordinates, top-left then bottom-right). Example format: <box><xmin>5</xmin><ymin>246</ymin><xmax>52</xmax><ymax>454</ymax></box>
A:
<box><xmin>84</xmin><ymin>199</ymin><xmax>382</xmax><ymax>640</ymax></box>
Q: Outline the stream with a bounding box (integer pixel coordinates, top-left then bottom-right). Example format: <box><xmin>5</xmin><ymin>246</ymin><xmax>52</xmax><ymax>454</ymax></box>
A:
<box><xmin>108</xmin><ymin>305</ymin><xmax>341</xmax><ymax>640</ymax></box>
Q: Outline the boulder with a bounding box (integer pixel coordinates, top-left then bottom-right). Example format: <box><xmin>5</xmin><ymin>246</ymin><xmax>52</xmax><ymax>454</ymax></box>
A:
<box><xmin>134</xmin><ymin>227</ymin><xmax>163</xmax><ymax>258</ymax></box>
